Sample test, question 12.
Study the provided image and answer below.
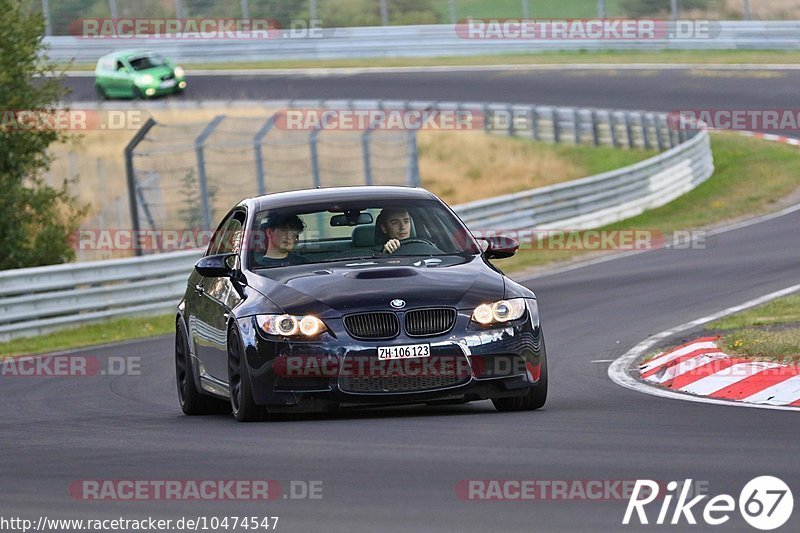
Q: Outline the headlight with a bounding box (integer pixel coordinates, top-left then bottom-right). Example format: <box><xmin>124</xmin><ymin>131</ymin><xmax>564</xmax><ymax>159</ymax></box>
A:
<box><xmin>173</xmin><ymin>66</ymin><xmax>185</xmax><ymax>78</ymax></box>
<box><xmin>471</xmin><ymin>298</ymin><xmax>527</xmax><ymax>326</ymax></box>
<box><xmin>256</xmin><ymin>314</ymin><xmax>327</xmax><ymax>337</ymax></box>
<box><xmin>136</xmin><ymin>74</ymin><xmax>154</xmax><ymax>85</ymax></box>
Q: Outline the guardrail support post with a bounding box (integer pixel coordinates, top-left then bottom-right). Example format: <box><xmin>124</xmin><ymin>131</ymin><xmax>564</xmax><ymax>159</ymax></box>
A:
<box><xmin>640</xmin><ymin>113</ymin><xmax>652</xmax><ymax>150</ymax></box>
<box><xmin>591</xmin><ymin>110</ymin><xmax>600</xmax><ymax>147</ymax></box>
<box><xmin>655</xmin><ymin>114</ymin><xmax>667</xmax><ymax>151</ymax></box>
<box><xmin>609</xmin><ymin>111</ymin><xmax>619</xmax><ymax>148</ymax></box>
<box><xmin>253</xmin><ymin>113</ymin><xmax>279</xmax><ymax>195</ymax></box>
<box><xmin>195</xmin><ymin>115</ymin><xmax>225</xmax><ymax>230</ymax></box>
<box><xmin>624</xmin><ymin>112</ymin><xmax>635</xmax><ymax>149</ymax></box>
<box><xmin>552</xmin><ymin>108</ymin><xmax>561</xmax><ymax>143</ymax></box>
<box><xmin>124</xmin><ymin>117</ymin><xmax>157</xmax><ymax>257</ymax></box>
<box><xmin>507</xmin><ymin>105</ymin><xmax>516</xmax><ymax>137</ymax></box>
<box><xmin>530</xmin><ymin>107</ymin><xmax>539</xmax><ymax>141</ymax></box>
<box><xmin>573</xmin><ymin>108</ymin><xmax>582</xmax><ymax>144</ymax></box>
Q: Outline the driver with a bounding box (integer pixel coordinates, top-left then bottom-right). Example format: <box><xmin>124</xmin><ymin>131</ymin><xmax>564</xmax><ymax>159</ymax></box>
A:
<box><xmin>377</xmin><ymin>207</ymin><xmax>412</xmax><ymax>254</ymax></box>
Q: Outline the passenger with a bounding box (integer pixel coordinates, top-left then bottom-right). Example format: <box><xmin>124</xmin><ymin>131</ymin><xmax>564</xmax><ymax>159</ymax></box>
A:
<box><xmin>376</xmin><ymin>207</ymin><xmax>412</xmax><ymax>254</ymax></box>
<box><xmin>254</xmin><ymin>214</ymin><xmax>309</xmax><ymax>267</ymax></box>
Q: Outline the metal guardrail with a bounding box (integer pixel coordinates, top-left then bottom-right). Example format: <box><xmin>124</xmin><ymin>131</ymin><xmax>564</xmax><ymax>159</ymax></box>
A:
<box><xmin>45</xmin><ymin>21</ymin><xmax>800</xmax><ymax>64</ymax></box>
<box><xmin>0</xmin><ymin>101</ymin><xmax>713</xmax><ymax>342</ymax></box>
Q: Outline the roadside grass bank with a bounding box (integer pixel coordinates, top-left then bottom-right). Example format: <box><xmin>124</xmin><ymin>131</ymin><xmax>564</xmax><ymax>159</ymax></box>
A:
<box><xmin>497</xmin><ymin>132</ymin><xmax>800</xmax><ymax>274</ymax></box>
<box><xmin>58</xmin><ymin>50</ymin><xmax>800</xmax><ymax>72</ymax></box>
<box><xmin>706</xmin><ymin>293</ymin><xmax>800</xmax><ymax>365</ymax></box>
<box><xmin>0</xmin><ymin>314</ymin><xmax>174</xmax><ymax>358</ymax></box>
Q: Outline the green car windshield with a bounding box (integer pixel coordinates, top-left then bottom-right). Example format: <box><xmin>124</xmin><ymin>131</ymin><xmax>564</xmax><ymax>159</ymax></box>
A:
<box><xmin>129</xmin><ymin>54</ymin><xmax>168</xmax><ymax>71</ymax></box>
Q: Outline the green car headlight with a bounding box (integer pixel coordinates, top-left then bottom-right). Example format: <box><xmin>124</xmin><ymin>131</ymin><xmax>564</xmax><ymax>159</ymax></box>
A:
<box><xmin>173</xmin><ymin>66</ymin><xmax>185</xmax><ymax>78</ymax></box>
<box><xmin>471</xmin><ymin>298</ymin><xmax>527</xmax><ymax>326</ymax></box>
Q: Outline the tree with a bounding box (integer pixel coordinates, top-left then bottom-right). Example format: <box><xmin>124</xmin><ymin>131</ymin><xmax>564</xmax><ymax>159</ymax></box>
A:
<box><xmin>0</xmin><ymin>0</ymin><xmax>87</xmax><ymax>269</ymax></box>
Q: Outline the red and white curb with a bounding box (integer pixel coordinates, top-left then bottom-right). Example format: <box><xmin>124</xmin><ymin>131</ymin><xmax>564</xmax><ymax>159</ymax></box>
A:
<box><xmin>739</xmin><ymin>131</ymin><xmax>800</xmax><ymax>147</ymax></box>
<box><xmin>608</xmin><ymin>283</ymin><xmax>800</xmax><ymax>411</ymax></box>
<box><xmin>640</xmin><ymin>337</ymin><xmax>800</xmax><ymax>407</ymax></box>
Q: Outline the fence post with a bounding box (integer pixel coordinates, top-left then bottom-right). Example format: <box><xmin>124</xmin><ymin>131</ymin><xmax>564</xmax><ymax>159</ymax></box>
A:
<box><xmin>573</xmin><ymin>108</ymin><xmax>581</xmax><ymax>144</ymax></box>
<box><xmin>310</xmin><ymin>127</ymin><xmax>322</xmax><ymax>188</ymax></box>
<box><xmin>591</xmin><ymin>110</ymin><xmax>600</xmax><ymax>147</ymax></box>
<box><xmin>483</xmin><ymin>103</ymin><xmax>491</xmax><ymax>133</ymax></box>
<box><xmin>97</xmin><ymin>158</ymin><xmax>107</xmax><ymax>229</ymax></box>
<box><xmin>530</xmin><ymin>107</ymin><xmax>539</xmax><ymax>141</ymax></box>
<box><xmin>41</xmin><ymin>0</ymin><xmax>52</xmax><ymax>36</ymax></box>
<box><xmin>380</xmin><ymin>0</ymin><xmax>388</xmax><ymax>25</ymax></box>
<box><xmin>362</xmin><ymin>129</ymin><xmax>374</xmax><ymax>185</ymax></box>
<box><xmin>195</xmin><ymin>115</ymin><xmax>225</xmax><ymax>230</ymax></box>
<box><xmin>124</xmin><ymin>117</ymin><xmax>156</xmax><ymax>256</ymax></box>
<box><xmin>406</xmin><ymin>130</ymin><xmax>420</xmax><ymax>187</ymax></box>
<box><xmin>522</xmin><ymin>0</ymin><xmax>530</xmax><ymax>19</ymax></box>
<box><xmin>240</xmin><ymin>0</ymin><xmax>249</xmax><ymax>19</ymax></box>
<box><xmin>109</xmin><ymin>0</ymin><xmax>118</xmax><ymax>19</ymax></box>
<box><xmin>507</xmin><ymin>104</ymin><xmax>516</xmax><ymax>136</ymax></box>
<box><xmin>597</xmin><ymin>0</ymin><xmax>606</xmax><ymax>18</ymax></box>
<box><xmin>253</xmin><ymin>113</ymin><xmax>279</xmax><ymax>195</ymax></box>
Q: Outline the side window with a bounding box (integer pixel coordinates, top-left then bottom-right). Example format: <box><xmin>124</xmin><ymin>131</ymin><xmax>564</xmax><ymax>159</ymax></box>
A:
<box><xmin>116</xmin><ymin>60</ymin><xmax>126</xmax><ymax>72</ymax></box>
<box><xmin>207</xmin><ymin>211</ymin><xmax>246</xmax><ymax>256</ymax></box>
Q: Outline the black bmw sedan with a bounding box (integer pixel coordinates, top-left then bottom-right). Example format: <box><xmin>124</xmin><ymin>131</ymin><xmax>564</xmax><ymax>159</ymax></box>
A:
<box><xmin>176</xmin><ymin>186</ymin><xmax>547</xmax><ymax>421</ymax></box>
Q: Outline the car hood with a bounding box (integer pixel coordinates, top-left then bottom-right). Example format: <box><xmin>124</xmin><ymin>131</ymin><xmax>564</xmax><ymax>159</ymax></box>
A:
<box><xmin>246</xmin><ymin>255</ymin><xmax>505</xmax><ymax>318</ymax></box>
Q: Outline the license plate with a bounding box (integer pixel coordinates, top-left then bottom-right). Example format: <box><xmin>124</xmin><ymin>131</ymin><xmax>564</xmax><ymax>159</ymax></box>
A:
<box><xmin>378</xmin><ymin>343</ymin><xmax>430</xmax><ymax>360</ymax></box>
<box><xmin>159</xmin><ymin>79</ymin><xmax>176</xmax><ymax>88</ymax></box>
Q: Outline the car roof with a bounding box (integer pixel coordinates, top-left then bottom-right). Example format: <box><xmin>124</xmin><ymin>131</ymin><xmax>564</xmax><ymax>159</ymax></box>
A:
<box><xmin>245</xmin><ymin>186</ymin><xmax>436</xmax><ymax>212</ymax></box>
<box><xmin>98</xmin><ymin>49</ymin><xmax>159</xmax><ymax>61</ymax></box>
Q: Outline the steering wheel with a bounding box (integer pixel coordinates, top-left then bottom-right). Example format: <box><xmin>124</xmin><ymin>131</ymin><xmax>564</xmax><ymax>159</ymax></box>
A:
<box><xmin>400</xmin><ymin>238</ymin><xmax>436</xmax><ymax>247</ymax></box>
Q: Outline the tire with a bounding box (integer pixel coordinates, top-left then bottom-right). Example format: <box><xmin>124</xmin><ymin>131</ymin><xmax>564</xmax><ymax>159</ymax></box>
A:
<box><xmin>132</xmin><ymin>86</ymin><xmax>144</xmax><ymax>99</ymax></box>
<box><xmin>175</xmin><ymin>320</ymin><xmax>228</xmax><ymax>415</ymax></box>
<box><xmin>228</xmin><ymin>325</ymin><xmax>267</xmax><ymax>422</ymax></box>
<box><xmin>94</xmin><ymin>84</ymin><xmax>107</xmax><ymax>100</ymax></box>
<box><xmin>492</xmin><ymin>349</ymin><xmax>548</xmax><ymax>412</ymax></box>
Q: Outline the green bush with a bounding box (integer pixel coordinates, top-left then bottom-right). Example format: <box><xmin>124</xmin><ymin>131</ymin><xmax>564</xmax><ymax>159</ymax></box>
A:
<box><xmin>0</xmin><ymin>1</ymin><xmax>87</xmax><ymax>269</ymax></box>
<box><xmin>620</xmin><ymin>0</ymin><xmax>720</xmax><ymax>17</ymax></box>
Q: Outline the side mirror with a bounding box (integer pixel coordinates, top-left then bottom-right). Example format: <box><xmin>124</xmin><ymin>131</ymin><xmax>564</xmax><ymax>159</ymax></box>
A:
<box><xmin>480</xmin><ymin>235</ymin><xmax>519</xmax><ymax>259</ymax></box>
<box><xmin>195</xmin><ymin>253</ymin><xmax>238</xmax><ymax>277</ymax></box>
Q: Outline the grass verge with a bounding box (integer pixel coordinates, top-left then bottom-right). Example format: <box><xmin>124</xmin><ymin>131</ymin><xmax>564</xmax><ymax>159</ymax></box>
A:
<box><xmin>0</xmin><ymin>314</ymin><xmax>174</xmax><ymax>358</ymax></box>
<box><xmin>705</xmin><ymin>293</ymin><xmax>800</xmax><ymax>364</ymax></box>
<box><xmin>495</xmin><ymin>132</ymin><xmax>800</xmax><ymax>273</ymax></box>
<box><xmin>59</xmin><ymin>50</ymin><xmax>800</xmax><ymax>72</ymax></box>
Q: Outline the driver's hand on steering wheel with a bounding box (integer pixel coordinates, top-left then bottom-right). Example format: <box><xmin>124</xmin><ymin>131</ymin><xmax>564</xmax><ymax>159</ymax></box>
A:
<box><xmin>383</xmin><ymin>238</ymin><xmax>401</xmax><ymax>254</ymax></box>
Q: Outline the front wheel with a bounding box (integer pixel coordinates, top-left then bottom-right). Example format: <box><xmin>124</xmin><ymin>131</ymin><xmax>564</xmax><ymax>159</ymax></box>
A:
<box><xmin>228</xmin><ymin>325</ymin><xmax>267</xmax><ymax>422</ymax></box>
<box><xmin>492</xmin><ymin>350</ymin><xmax>548</xmax><ymax>412</ymax></box>
<box><xmin>94</xmin><ymin>84</ymin><xmax>107</xmax><ymax>100</ymax></box>
<box><xmin>176</xmin><ymin>320</ymin><xmax>228</xmax><ymax>415</ymax></box>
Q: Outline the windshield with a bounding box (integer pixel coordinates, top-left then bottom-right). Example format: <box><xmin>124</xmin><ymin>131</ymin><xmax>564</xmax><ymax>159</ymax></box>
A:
<box><xmin>247</xmin><ymin>198</ymin><xmax>480</xmax><ymax>269</ymax></box>
<box><xmin>128</xmin><ymin>53</ymin><xmax>168</xmax><ymax>71</ymax></box>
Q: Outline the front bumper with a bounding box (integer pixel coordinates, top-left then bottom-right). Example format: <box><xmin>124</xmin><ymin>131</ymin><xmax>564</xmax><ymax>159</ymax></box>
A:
<box><xmin>236</xmin><ymin>304</ymin><xmax>544</xmax><ymax>413</ymax></box>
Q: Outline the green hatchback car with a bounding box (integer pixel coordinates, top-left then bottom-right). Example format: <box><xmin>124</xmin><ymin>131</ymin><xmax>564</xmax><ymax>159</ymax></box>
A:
<box><xmin>94</xmin><ymin>50</ymin><xmax>187</xmax><ymax>99</ymax></box>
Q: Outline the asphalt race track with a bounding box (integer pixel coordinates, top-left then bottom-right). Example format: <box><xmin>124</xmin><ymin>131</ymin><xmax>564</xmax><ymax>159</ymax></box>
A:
<box><xmin>4</xmin><ymin>68</ymin><xmax>799</xmax><ymax>531</ymax></box>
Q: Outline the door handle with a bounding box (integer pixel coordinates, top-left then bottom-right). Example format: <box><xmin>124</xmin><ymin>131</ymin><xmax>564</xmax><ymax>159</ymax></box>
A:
<box><xmin>194</xmin><ymin>284</ymin><xmax>205</xmax><ymax>294</ymax></box>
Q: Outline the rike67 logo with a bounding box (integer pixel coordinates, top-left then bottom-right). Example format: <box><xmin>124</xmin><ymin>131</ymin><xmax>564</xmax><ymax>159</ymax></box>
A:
<box><xmin>624</xmin><ymin>476</ymin><xmax>793</xmax><ymax>530</ymax></box>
